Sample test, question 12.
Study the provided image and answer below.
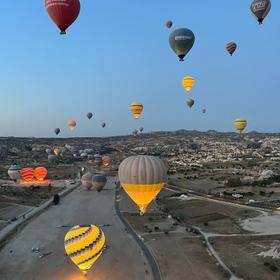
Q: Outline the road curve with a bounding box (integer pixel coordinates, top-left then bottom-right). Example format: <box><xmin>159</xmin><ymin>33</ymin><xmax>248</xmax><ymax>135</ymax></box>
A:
<box><xmin>115</xmin><ymin>183</ymin><xmax>161</xmax><ymax>280</ymax></box>
<box><xmin>0</xmin><ymin>178</ymin><xmax>152</xmax><ymax>280</ymax></box>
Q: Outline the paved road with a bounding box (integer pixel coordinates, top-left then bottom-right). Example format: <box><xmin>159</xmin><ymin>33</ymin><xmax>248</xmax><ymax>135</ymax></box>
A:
<box><xmin>0</xmin><ymin>178</ymin><xmax>152</xmax><ymax>280</ymax></box>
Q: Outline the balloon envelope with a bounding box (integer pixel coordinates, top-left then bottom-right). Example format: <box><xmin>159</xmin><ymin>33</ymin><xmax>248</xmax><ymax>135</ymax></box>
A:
<box><xmin>182</xmin><ymin>76</ymin><xmax>195</xmax><ymax>92</ymax></box>
<box><xmin>45</xmin><ymin>0</ymin><xmax>81</xmax><ymax>34</ymax></box>
<box><xmin>187</xmin><ymin>99</ymin><xmax>194</xmax><ymax>108</ymax></box>
<box><xmin>234</xmin><ymin>119</ymin><xmax>247</xmax><ymax>133</ymax></box>
<box><xmin>130</xmin><ymin>102</ymin><xmax>143</xmax><ymax>119</ymax></box>
<box><xmin>81</xmin><ymin>172</ymin><xmax>93</xmax><ymax>189</ymax></box>
<box><xmin>118</xmin><ymin>155</ymin><xmax>167</xmax><ymax>215</ymax></box>
<box><xmin>166</xmin><ymin>20</ymin><xmax>173</xmax><ymax>29</ymax></box>
<box><xmin>226</xmin><ymin>42</ymin><xmax>237</xmax><ymax>56</ymax></box>
<box><xmin>169</xmin><ymin>28</ymin><xmax>195</xmax><ymax>61</ymax></box>
<box><xmin>101</xmin><ymin>122</ymin><xmax>106</xmax><ymax>128</ymax></box>
<box><xmin>54</xmin><ymin>128</ymin><xmax>60</xmax><ymax>135</ymax></box>
<box><xmin>8</xmin><ymin>165</ymin><xmax>21</xmax><ymax>181</ymax></box>
<box><xmin>64</xmin><ymin>225</ymin><xmax>105</xmax><ymax>275</ymax></box>
<box><xmin>250</xmin><ymin>0</ymin><xmax>271</xmax><ymax>24</ymax></box>
<box><xmin>68</xmin><ymin>120</ymin><xmax>77</xmax><ymax>130</ymax></box>
<box><xmin>87</xmin><ymin>112</ymin><xmax>93</xmax><ymax>119</ymax></box>
<box><xmin>92</xmin><ymin>175</ymin><xmax>107</xmax><ymax>192</ymax></box>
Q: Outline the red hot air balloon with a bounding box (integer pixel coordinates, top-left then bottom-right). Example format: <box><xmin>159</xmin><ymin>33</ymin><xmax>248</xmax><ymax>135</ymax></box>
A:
<box><xmin>45</xmin><ymin>0</ymin><xmax>81</xmax><ymax>35</ymax></box>
<box><xmin>20</xmin><ymin>168</ymin><xmax>34</xmax><ymax>182</ymax></box>
<box><xmin>34</xmin><ymin>167</ymin><xmax>48</xmax><ymax>181</ymax></box>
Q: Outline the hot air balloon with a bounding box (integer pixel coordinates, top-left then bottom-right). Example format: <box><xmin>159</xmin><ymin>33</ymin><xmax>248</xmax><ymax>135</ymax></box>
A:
<box><xmin>250</xmin><ymin>0</ymin><xmax>271</xmax><ymax>24</ymax></box>
<box><xmin>81</xmin><ymin>172</ymin><xmax>93</xmax><ymax>190</ymax></box>
<box><xmin>45</xmin><ymin>0</ymin><xmax>81</xmax><ymax>34</ymax></box>
<box><xmin>54</xmin><ymin>128</ymin><xmax>60</xmax><ymax>135</ymax></box>
<box><xmin>169</xmin><ymin>28</ymin><xmax>195</xmax><ymax>61</ymax></box>
<box><xmin>32</xmin><ymin>154</ymin><xmax>40</xmax><ymax>163</ymax></box>
<box><xmin>68</xmin><ymin>120</ymin><xmax>77</xmax><ymax>130</ymax></box>
<box><xmin>64</xmin><ymin>224</ymin><xmax>106</xmax><ymax>276</ymax></box>
<box><xmin>34</xmin><ymin>167</ymin><xmax>48</xmax><ymax>181</ymax></box>
<box><xmin>130</xmin><ymin>102</ymin><xmax>143</xmax><ymax>119</ymax></box>
<box><xmin>48</xmin><ymin>154</ymin><xmax>57</xmax><ymax>164</ymax></box>
<box><xmin>226</xmin><ymin>42</ymin><xmax>237</xmax><ymax>56</ymax></box>
<box><xmin>92</xmin><ymin>175</ymin><xmax>107</xmax><ymax>192</ymax></box>
<box><xmin>187</xmin><ymin>99</ymin><xmax>194</xmax><ymax>108</ymax></box>
<box><xmin>53</xmin><ymin>148</ymin><xmax>60</xmax><ymax>156</ymax></box>
<box><xmin>182</xmin><ymin>76</ymin><xmax>195</xmax><ymax>92</ymax></box>
<box><xmin>202</xmin><ymin>109</ymin><xmax>206</xmax><ymax>114</ymax></box>
<box><xmin>234</xmin><ymin>119</ymin><xmax>247</xmax><ymax>133</ymax></box>
<box><xmin>139</xmin><ymin>127</ymin><xmax>144</xmax><ymax>132</ymax></box>
<box><xmin>132</xmin><ymin>129</ymin><xmax>139</xmax><ymax>137</ymax></box>
<box><xmin>20</xmin><ymin>168</ymin><xmax>34</xmax><ymax>182</ymax></box>
<box><xmin>118</xmin><ymin>155</ymin><xmax>167</xmax><ymax>215</ymax></box>
<box><xmin>8</xmin><ymin>165</ymin><xmax>21</xmax><ymax>182</ymax></box>
<box><xmin>166</xmin><ymin>20</ymin><xmax>173</xmax><ymax>29</ymax></box>
<box><xmin>101</xmin><ymin>122</ymin><xmax>106</xmax><ymax>128</ymax></box>
<box><xmin>102</xmin><ymin>156</ymin><xmax>111</xmax><ymax>167</ymax></box>
<box><xmin>87</xmin><ymin>112</ymin><xmax>93</xmax><ymax>120</ymax></box>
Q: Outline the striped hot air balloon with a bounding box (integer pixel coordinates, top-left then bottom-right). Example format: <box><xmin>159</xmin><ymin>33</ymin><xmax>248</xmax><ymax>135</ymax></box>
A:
<box><xmin>226</xmin><ymin>42</ymin><xmax>237</xmax><ymax>56</ymax></box>
<box><xmin>130</xmin><ymin>102</ymin><xmax>143</xmax><ymax>119</ymax></box>
<box><xmin>34</xmin><ymin>167</ymin><xmax>48</xmax><ymax>181</ymax></box>
<box><xmin>64</xmin><ymin>225</ymin><xmax>106</xmax><ymax>276</ymax></box>
<box><xmin>20</xmin><ymin>168</ymin><xmax>34</xmax><ymax>182</ymax></box>
<box><xmin>234</xmin><ymin>119</ymin><xmax>247</xmax><ymax>133</ymax></box>
<box><xmin>182</xmin><ymin>76</ymin><xmax>195</xmax><ymax>92</ymax></box>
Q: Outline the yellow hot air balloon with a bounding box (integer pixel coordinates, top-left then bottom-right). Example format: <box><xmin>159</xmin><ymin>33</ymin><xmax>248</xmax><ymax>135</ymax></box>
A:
<box><xmin>234</xmin><ymin>119</ymin><xmax>247</xmax><ymax>133</ymax></box>
<box><xmin>182</xmin><ymin>76</ymin><xmax>195</xmax><ymax>92</ymax></box>
<box><xmin>64</xmin><ymin>224</ymin><xmax>106</xmax><ymax>276</ymax></box>
<box><xmin>68</xmin><ymin>120</ymin><xmax>77</xmax><ymax>130</ymax></box>
<box><xmin>118</xmin><ymin>155</ymin><xmax>167</xmax><ymax>215</ymax></box>
<box><xmin>130</xmin><ymin>102</ymin><xmax>143</xmax><ymax>119</ymax></box>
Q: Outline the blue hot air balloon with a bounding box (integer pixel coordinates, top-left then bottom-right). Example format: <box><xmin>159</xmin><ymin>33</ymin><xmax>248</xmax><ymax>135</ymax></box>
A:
<box><xmin>250</xmin><ymin>0</ymin><xmax>271</xmax><ymax>24</ymax></box>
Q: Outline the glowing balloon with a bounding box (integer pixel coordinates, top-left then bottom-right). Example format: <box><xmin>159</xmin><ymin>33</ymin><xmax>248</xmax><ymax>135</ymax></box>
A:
<box><xmin>34</xmin><ymin>167</ymin><xmax>48</xmax><ymax>181</ymax></box>
<box><xmin>68</xmin><ymin>120</ymin><xmax>77</xmax><ymax>130</ymax></box>
<box><xmin>64</xmin><ymin>224</ymin><xmax>106</xmax><ymax>276</ymax></box>
<box><xmin>226</xmin><ymin>42</ymin><xmax>237</xmax><ymax>56</ymax></box>
<box><xmin>250</xmin><ymin>0</ymin><xmax>271</xmax><ymax>24</ymax></box>
<box><xmin>102</xmin><ymin>156</ymin><xmax>111</xmax><ymax>167</ymax></box>
<box><xmin>130</xmin><ymin>102</ymin><xmax>143</xmax><ymax>119</ymax></box>
<box><xmin>169</xmin><ymin>28</ymin><xmax>195</xmax><ymax>61</ymax></box>
<box><xmin>45</xmin><ymin>0</ymin><xmax>80</xmax><ymax>34</ymax></box>
<box><xmin>53</xmin><ymin>148</ymin><xmax>60</xmax><ymax>156</ymax></box>
<box><xmin>187</xmin><ymin>99</ymin><xmax>194</xmax><ymax>108</ymax></box>
<box><xmin>234</xmin><ymin>119</ymin><xmax>247</xmax><ymax>133</ymax></box>
<box><xmin>118</xmin><ymin>155</ymin><xmax>167</xmax><ymax>215</ymax></box>
<box><xmin>20</xmin><ymin>168</ymin><xmax>34</xmax><ymax>182</ymax></box>
<box><xmin>182</xmin><ymin>76</ymin><xmax>195</xmax><ymax>92</ymax></box>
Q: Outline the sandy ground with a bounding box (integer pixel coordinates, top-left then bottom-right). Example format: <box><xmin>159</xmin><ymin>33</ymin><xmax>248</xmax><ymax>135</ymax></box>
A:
<box><xmin>0</xmin><ymin>178</ymin><xmax>151</xmax><ymax>280</ymax></box>
<box><xmin>119</xmin><ymin>187</ymin><xmax>226</xmax><ymax>280</ymax></box>
<box><xmin>211</xmin><ymin>235</ymin><xmax>280</xmax><ymax>280</ymax></box>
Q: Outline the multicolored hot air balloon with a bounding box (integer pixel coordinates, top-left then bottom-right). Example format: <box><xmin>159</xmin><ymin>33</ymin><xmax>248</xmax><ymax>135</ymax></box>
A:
<box><xmin>68</xmin><ymin>120</ymin><xmax>77</xmax><ymax>130</ymax></box>
<box><xmin>234</xmin><ymin>119</ymin><xmax>247</xmax><ymax>133</ymax></box>
<box><xmin>166</xmin><ymin>20</ymin><xmax>173</xmax><ymax>29</ymax></box>
<box><xmin>187</xmin><ymin>99</ymin><xmax>194</xmax><ymax>108</ymax></box>
<box><xmin>130</xmin><ymin>102</ymin><xmax>143</xmax><ymax>119</ymax></box>
<box><xmin>45</xmin><ymin>0</ymin><xmax>81</xmax><ymax>34</ymax></box>
<box><xmin>92</xmin><ymin>175</ymin><xmax>107</xmax><ymax>192</ymax></box>
<box><xmin>54</xmin><ymin>128</ymin><xmax>60</xmax><ymax>135</ymax></box>
<box><xmin>64</xmin><ymin>224</ymin><xmax>106</xmax><ymax>276</ymax></box>
<box><xmin>169</xmin><ymin>28</ymin><xmax>195</xmax><ymax>61</ymax></box>
<box><xmin>34</xmin><ymin>167</ymin><xmax>48</xmax><ymax>181</ymax></box>
<box><xmin>20</xmin><ymin>168</ymin><xmax>34</xmax><ymax>182</ymax></box>
<box><xmin>87</xmin><ymin>112</ymin><xmax>93</xmax><ymax>120</ymax></box>
<box><xmin>226</xmin><ymin>42</ymin><xmax>237</xmax><ymax>56</ymax></box>
<box><xmin>250</xmin><ymin>0</ymin><xmax>271</xmax><ymax>24</ymax></box>
<box><xmin>118</xmin><ymin>155</ymin><xmax>167</xmax><ymax>215</ymax></box>
<box><xmin>182</xmin><ymin>76</ymin><xmax>195</xmax><ymax>92</ymax></box>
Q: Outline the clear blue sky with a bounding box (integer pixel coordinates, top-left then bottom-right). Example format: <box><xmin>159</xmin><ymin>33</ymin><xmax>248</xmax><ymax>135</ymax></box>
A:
<box><xmin>0</xmin><ymin>1</ymin><xmax>279</xmax><ymax>137</ymax></box>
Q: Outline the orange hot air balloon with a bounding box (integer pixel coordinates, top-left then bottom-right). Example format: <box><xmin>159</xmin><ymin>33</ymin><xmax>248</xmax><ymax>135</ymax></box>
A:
<box><xmin>34</xmin><ymin>167</ymin><xmax>48</xmax><ymax>181</ymax></box>
<box><xmin>20</xmin><ymin>168</ymin><xmax>34</xmax><ymax>182</ymax></box>
<box><xmin>102</xmin><ymin>156</ymin><xmax>111</xmax><ymax>167</ymax></box>
<box><xmin>53</xmin><ymin>148</ymin><xmax>60</xmax><ymax>156</ymax></box>
<box><xmin>68</xmin><ymin>120</ymin><xmax>77</xmax><ymax>130</ymax></box>
<box><xmin>130</xmin><ymin>102</ymin><xmax>143</xmax><ymax>119</ymax></box>
<box><xmin>226</xmin><ymin>42</ymin><xmax>237</xmax><ymax>56</ymax></box>
<box><xmin>45</xmin><ymin>0</ymin><xmax>81</xmax><ymax>35</ymax></box>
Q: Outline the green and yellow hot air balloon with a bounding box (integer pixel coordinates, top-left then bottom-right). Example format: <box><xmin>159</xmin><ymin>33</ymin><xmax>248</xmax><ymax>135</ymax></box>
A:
<box><xmin>64</xmin><ymin>224</ymin><xmax>106</xmax><ymax>276</ymax></box>
<box><xmin>234</xmin><ymin>119</ymin><xmax>247</xmax><ymax>133</ymax></box>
